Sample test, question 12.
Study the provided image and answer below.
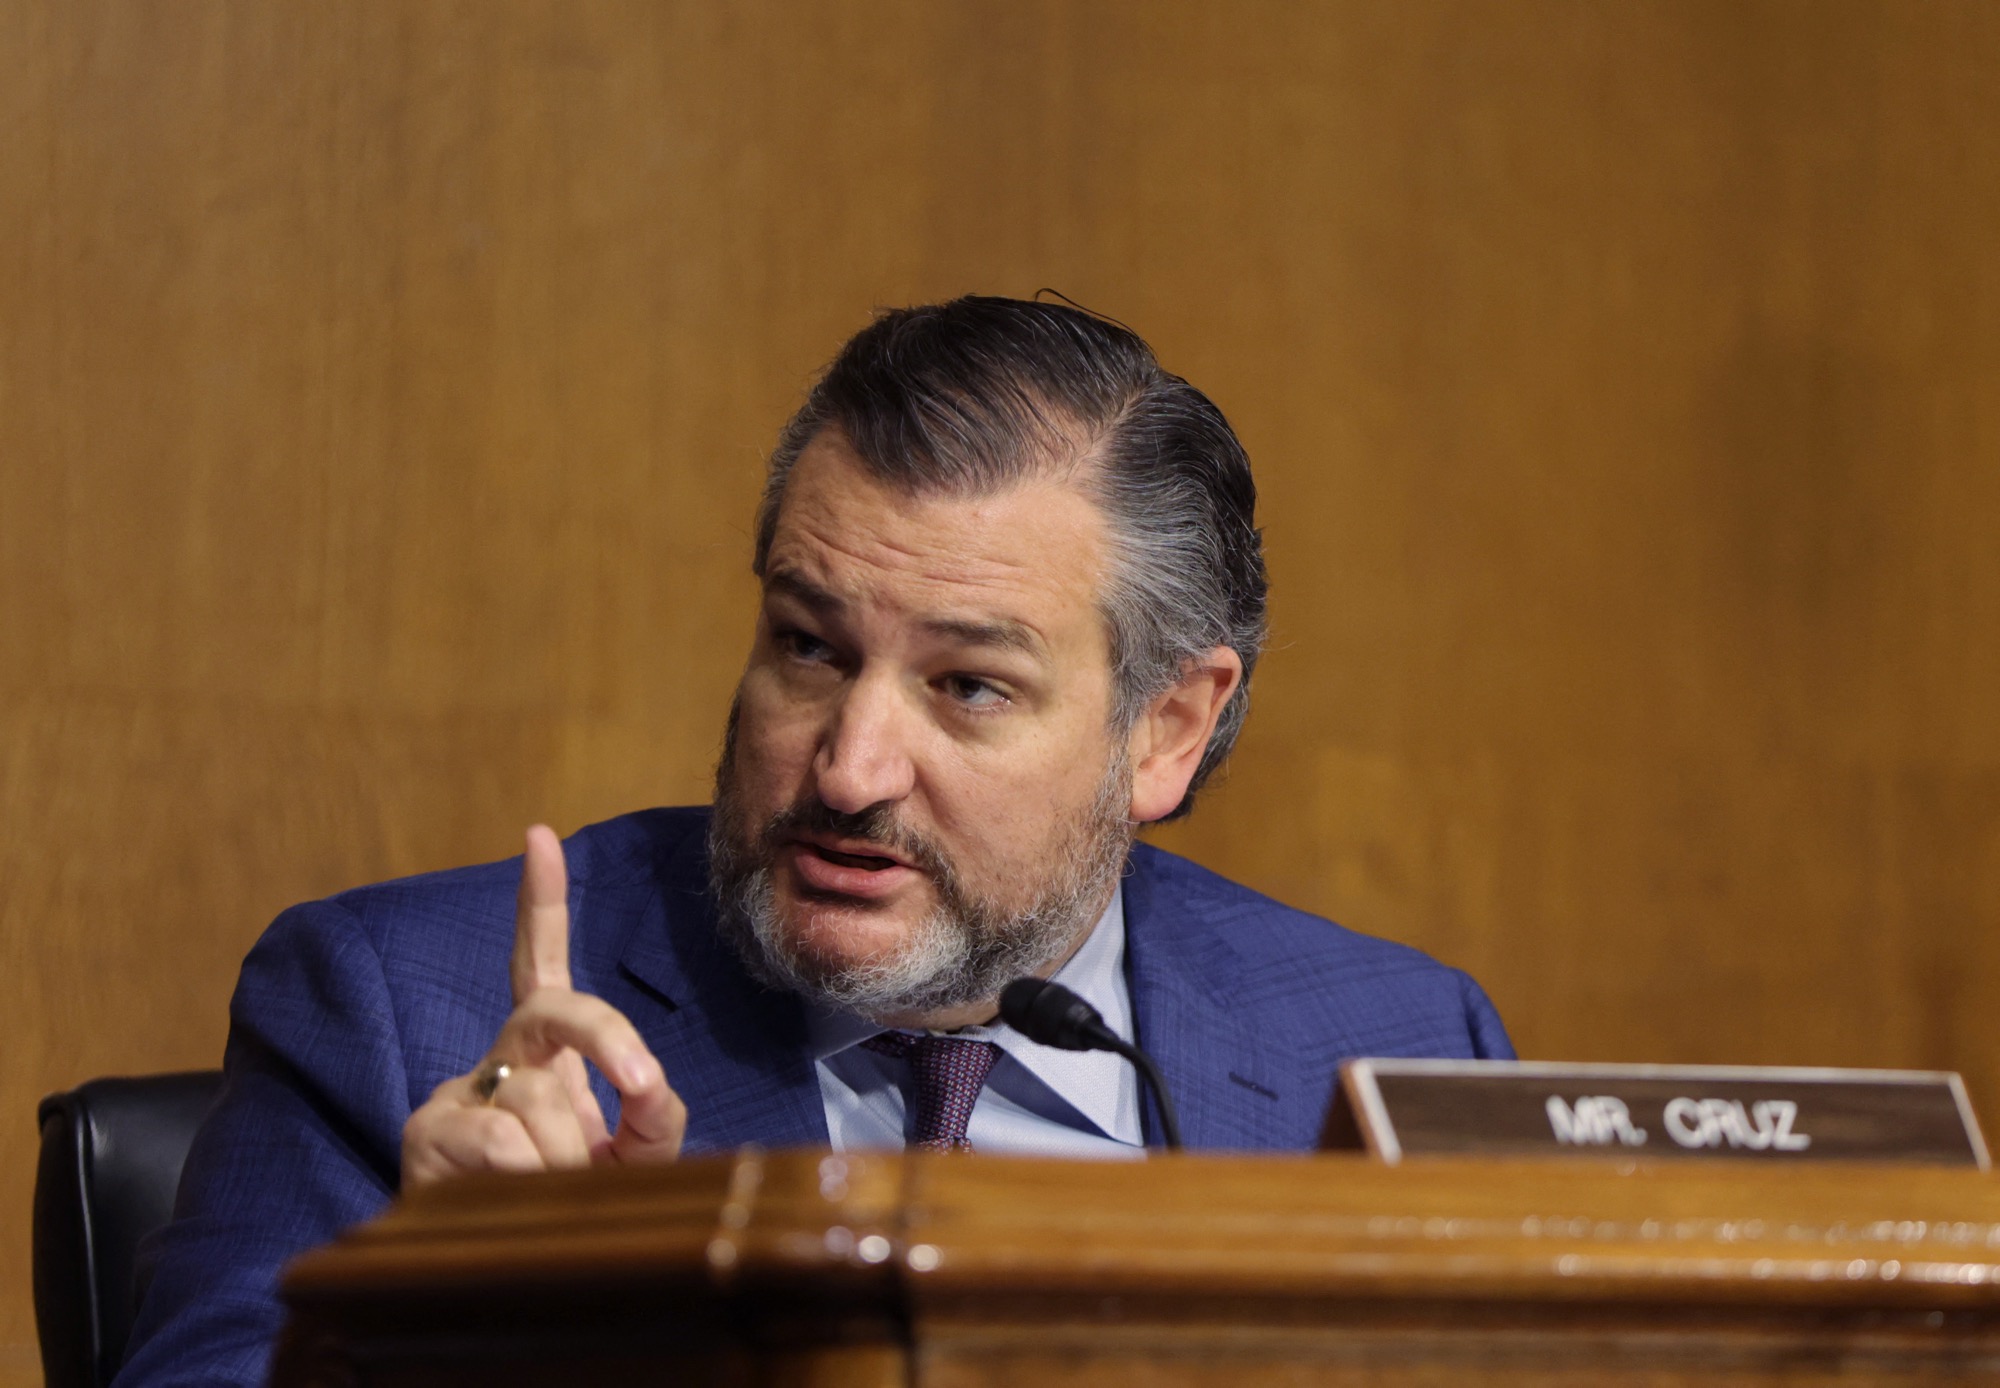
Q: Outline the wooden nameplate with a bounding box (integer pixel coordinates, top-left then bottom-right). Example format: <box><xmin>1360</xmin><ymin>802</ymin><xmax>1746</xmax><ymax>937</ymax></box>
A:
<box><xmin>1323</xmin><ymin>1059</ymin><xmax>1990</xmax><ymax>1167</ymax></box>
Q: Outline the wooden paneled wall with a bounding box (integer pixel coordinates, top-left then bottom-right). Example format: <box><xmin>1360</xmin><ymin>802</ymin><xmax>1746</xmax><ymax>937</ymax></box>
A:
<box><xmin>6</xmin><ymin>2</ymin><xmax>1999</xmax><ymax>1378</ymax></box>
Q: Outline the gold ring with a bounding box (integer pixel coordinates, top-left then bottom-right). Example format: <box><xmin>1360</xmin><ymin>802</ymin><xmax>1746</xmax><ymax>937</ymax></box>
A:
<box><xmin>471</xmin><ymin>1060</ymin><xmax>513</xmax><ymax>1105</ymax></box>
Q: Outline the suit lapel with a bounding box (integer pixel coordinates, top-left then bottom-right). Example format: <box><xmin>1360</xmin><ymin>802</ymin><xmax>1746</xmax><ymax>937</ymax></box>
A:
<box><xmin>590</xmin><ymin>829</ymin><xmax>829</xmax><ymax>1152</ymax></box>
<box><xmin>1123</xmin><ymin>847</ymin><xmax>1302</xmax><ymax>1150</ymax></box>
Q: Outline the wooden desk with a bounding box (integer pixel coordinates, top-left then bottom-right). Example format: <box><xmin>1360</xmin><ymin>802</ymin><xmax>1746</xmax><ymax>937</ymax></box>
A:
<box><xmin>275</xmin><ymin>1150</ymin><xmax>2000</xmax><ymax>1385</ymax></box>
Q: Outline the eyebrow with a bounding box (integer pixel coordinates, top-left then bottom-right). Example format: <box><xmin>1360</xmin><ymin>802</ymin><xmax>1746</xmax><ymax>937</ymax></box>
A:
<box><xmin>764</xmin><ymin>567</ymin><xmax>1048</xmax><ymax>659</ymax></box>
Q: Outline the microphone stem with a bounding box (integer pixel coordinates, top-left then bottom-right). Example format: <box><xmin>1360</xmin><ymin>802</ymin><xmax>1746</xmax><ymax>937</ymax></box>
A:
<box><xmin>1108</xmin><ymin>1038</ymin><xmax>1182</xmax><ymax>1151</ymax></box>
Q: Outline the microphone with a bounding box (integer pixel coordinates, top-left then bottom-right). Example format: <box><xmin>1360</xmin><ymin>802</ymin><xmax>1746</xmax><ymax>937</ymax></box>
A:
<box><xmin>999</xmin><ymin>978</ymin><xmax>1183</xmax><ymax>1150</ymax></box>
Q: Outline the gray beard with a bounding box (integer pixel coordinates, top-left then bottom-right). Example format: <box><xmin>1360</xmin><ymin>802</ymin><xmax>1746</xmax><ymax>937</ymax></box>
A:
<box><xmin>708</xmin><ymin>724</ymin><xmax>1133</xmax><ymax>1022</ymax></box>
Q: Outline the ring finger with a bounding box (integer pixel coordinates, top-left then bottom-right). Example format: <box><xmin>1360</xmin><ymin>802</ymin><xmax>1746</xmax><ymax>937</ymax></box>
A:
<box><xmin>487</xmin><ymin>1062</ymin><xmax>591</xmax><ymax>1169</ymax></box>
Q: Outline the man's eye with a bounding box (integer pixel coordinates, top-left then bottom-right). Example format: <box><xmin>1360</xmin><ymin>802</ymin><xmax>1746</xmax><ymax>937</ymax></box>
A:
<box><xmin>777</xmin><ymin>629</ymin><xmax>833</xmax><ymax>663</ymax></box>
<box><xmin>942</xmin><ymin>674</ymin><xmax>1007</xmax><ymax>709</ymax></box>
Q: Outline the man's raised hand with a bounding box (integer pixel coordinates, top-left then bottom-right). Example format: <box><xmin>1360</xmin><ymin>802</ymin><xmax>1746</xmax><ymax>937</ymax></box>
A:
<box><xmin>400</xmin><ymin>825</ymin><xmax>687</xmax><ymax>1188</ymax></box>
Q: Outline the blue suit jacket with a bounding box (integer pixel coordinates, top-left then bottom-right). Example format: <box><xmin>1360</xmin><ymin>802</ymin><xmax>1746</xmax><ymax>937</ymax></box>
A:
<box><xmin>116</xmin><ymin>806</ymin><xmax>1512</xmax><ymax>1387</ymax></box>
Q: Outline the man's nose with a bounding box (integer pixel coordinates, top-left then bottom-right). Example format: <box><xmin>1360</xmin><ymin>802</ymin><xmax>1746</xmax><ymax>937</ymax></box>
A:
<box><xmin>812</xmin><ymin>670</ymin><xmax>918</xmax><ymax>815</ymax></box>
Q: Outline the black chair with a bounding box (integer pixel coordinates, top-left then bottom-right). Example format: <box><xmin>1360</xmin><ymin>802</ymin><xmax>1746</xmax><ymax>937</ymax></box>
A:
<box><xmin>34</xmin><ymin>1071</ymin><xmax>226</xmax><ymax>1388</ymax></box>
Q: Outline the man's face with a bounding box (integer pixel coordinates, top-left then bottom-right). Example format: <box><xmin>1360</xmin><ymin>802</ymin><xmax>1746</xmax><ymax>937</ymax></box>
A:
<box><xmin>710</xmin><ymin>430</ymin><xmax>1134</xmax><ymax>1024</ymax></box>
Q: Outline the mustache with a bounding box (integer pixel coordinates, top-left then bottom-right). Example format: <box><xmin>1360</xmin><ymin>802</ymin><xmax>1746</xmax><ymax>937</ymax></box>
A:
<box><xmin>763</xmin><ymin>797</ymin><xmax>955</xmax><ymax>883</ymax></box>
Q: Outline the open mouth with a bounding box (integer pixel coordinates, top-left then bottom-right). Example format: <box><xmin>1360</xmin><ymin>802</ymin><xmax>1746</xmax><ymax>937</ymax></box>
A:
<box><xmin>811</xmin><ymin>845</ymin><xmax>901</xmax><ymax>871</ymax></box>
<box><xmin>816</xmin><ymin>848</ymin><xmax>904</xmax><ymax>872</ymax></box>
<box><xmin>786</xmin><ymin>834</ymin><xmax>922</xmax><ymax>899</ymax></box>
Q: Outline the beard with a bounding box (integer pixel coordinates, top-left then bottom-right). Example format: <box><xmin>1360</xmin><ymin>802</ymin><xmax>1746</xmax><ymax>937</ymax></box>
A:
<box><xmin>707</xmin><ymin>705</ymin><xmax>1135</xmax><ymax>1022</ymax></box>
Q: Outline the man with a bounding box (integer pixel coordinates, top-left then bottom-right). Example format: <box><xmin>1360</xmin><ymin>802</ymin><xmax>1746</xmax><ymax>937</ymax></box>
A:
<box><xmin>117</xmin><ymin>297</ymin><xmax>1512</xmax><ymax>1386</ymax></box>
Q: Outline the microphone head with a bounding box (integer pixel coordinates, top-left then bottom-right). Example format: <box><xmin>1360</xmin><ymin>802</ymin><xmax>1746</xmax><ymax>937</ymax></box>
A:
<box><xmin>999</xmin><ymin>977</ymin><xmax>1112</xmax><ymax>1052</ymax></box>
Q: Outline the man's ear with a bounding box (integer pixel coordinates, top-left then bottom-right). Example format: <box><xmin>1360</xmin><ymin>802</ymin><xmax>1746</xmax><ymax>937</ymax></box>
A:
<box><xmin>1126</xmin><ymin>647</ymin><xmax>1245</xmax><ymax>824</ymax></box>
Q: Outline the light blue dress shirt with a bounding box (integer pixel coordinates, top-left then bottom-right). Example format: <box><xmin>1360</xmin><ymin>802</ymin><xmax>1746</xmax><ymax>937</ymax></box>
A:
<box><xmin>808</xmin><ymin>884</ymin><xmax>1145</xmax><ymax>1158</ymax></box>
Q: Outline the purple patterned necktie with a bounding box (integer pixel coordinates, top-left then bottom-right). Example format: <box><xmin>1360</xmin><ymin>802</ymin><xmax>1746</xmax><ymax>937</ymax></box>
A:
<box><xmin>861</xmin><ymin>1032</ymin><xmax>1002</xmax><ymax>1152</ymax></box>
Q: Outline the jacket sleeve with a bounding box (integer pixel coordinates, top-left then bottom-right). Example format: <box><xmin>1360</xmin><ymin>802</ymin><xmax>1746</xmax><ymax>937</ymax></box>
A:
<box><xmin>114</xmin><ymin>899</ymin><xmax>413</xmax><ymax>1388</ymax></box>
<box><xmin>1458</xmin><ymin>968</ymin><xmax>1517</xmax><ymax>1061</ymax></box>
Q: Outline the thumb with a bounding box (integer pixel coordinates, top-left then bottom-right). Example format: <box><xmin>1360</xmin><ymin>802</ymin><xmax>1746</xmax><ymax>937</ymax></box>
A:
<box><xmin>606</xmin><ymin>1055</ymin><xmax>686</xmax><ymax>1165</ymax></box>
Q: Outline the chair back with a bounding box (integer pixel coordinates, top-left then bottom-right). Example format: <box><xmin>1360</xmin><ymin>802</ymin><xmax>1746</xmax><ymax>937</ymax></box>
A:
<box><xmin>34</xmin><ymin>1071</ymin><xmax>226</xmax><ymax>1388</ymax></box>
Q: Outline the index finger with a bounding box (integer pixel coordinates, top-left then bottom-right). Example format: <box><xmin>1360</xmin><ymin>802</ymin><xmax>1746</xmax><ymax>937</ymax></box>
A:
<box><xmin>511</xmin><ymin>823</ymin><xmax>572</xmax><ymax>1003</ymax></box>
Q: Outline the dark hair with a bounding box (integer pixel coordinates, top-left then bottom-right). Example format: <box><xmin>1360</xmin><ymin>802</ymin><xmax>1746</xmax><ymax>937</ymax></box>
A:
<box><xmin>753</xmin><ymin>296</ymin><xmax>1267</xmax><ymax>821</ymax></box>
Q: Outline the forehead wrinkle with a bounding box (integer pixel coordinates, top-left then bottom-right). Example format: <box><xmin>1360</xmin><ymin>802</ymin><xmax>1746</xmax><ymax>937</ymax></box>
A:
<box><xmin>774</xmin><ymin>498</ymin><xmax>1057</xmax><ymax>594</ymax></box>
<box><xmin>763</xmin><ymin>552</ymin><xmax>1055</xmax><ymax>659</ymax></box>
<box><xmin>764</xmin><ymin>438</ymin><xmax>1112</xmax><ymax>662</ymax></box>
<box><xmin>774</xmin><ymin>431</ymin><xmax>1107</xmax><ymax>584</ymax></box>
<box><xmin>920</xmin><ymin>615</ymin><xmax>1045</xmax><ymax>658</ymax></box>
